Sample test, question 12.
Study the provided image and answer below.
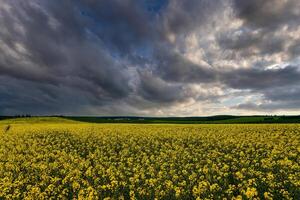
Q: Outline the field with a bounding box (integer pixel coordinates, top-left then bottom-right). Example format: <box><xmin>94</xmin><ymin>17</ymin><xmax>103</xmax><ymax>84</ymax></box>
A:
<box><xmin>0</xmin><ymin>118</ymin><xmax>299</xmax><ymax>199</ymax></box>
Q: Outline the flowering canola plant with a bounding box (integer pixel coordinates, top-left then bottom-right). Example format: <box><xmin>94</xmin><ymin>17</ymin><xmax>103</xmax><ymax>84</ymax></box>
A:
<box><xmin>0</xmin><ymin>123</ymin><xmax>299</xmax><ymax>199</ymax></box>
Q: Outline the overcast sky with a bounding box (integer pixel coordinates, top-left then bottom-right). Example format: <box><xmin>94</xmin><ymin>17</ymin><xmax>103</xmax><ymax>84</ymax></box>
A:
<box><xmin>1</xmin><ymin>0</ymin><xmax>300</xmax><ymax>116</ymax></box>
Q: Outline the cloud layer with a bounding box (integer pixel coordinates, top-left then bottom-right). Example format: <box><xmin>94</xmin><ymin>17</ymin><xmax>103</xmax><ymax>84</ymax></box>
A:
<box><xmin>0</xmin><ymin>0</ymin><xmax>300</xmax><ymax>116</ymax></box>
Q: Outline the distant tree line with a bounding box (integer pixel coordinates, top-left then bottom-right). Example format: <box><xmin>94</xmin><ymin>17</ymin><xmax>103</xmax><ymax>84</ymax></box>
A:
<box><xmin>0</xmin><ymin>114</ymin><xmax>32</xmax><ymax>120</ymax></box>
<box><xmin>13</xmin><ymin>114</ymin><xmax>32</xmax><ymax>118</ymax></box>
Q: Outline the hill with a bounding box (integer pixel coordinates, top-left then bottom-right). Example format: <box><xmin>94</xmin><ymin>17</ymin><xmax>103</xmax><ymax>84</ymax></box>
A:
<box><xmin>1</xmin><ymin>115</ymin><xmax>300</xmax><ymax>124</ymax></box>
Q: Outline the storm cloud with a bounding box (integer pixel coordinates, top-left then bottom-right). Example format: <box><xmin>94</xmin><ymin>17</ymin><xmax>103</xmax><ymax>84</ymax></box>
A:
<box><xmin>0</xmin><ymin>0</ymin><xmax>300</xmax><ymax>116</ymax></box>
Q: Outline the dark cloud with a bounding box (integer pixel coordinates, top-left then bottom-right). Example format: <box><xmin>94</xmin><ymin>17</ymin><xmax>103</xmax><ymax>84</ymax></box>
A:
<box><xmin>77</xmin><ymin>0</ymin><xmax>155</xmax><ymax>54</ymax></box>
<box><xmin>217</xmin><ymin>26</ymin><xmax>288</xmax><ymax>59</ymax></box>
<box><xmin>233</xmin><ymin>0</ymin><xmax>300</xmax><ymax>29</ymax></box>
<box><xmin>0</xmin><ymin>0</ymin><xmax>300</xmax><ymax>115</ymax></box>
<box><xmin>234</xmin><ymin>100</ymin><xmax>300</xmax><ymax>112</ymax></box>
<box><xmin>222</xmin><ymin>65</ymin><xmax>300</xmax><ymax>90</ymax></box>
<box><xmin>288</xmin><ymin>41</ymin><xmax>300</xmax><ymax>58</ymax></box>
<box><xmin>218</xmin><ymin>28</ymin><xmax>262</xmax><ymax>51</ymax></box>
<box><xmin>264</xmin><ymin>86</ymin><xmax>300</xmax><ymax>102</ymax></box>
<box><xmin>232</xmin><ymin>72</ymin><xmax>300</xmax><ymax>112</ymax></box>
<box><xmin>0</xmin><ymin>76</ymin><xmax>89</xmax><ymax>115</ymax></box>
<box><xmin>154</xmin><ymin>49</ymin><xmax>217</xmax><ymax>83</ymax></box>
<box><xmin>161</xmin><ymin>0</ymin><xmax>224</xmax><ymax>35</ymax></box>
<box><xmin>220</xmin><ymin>0</ymin><xmax>300</xmax><ymax>60</ymax></box>
<box><xmin>0</xmin><ymin>0</ymin><xmax>132</xmax><ymax>101</ymax></box>
<box><xmin>138</xmin><ymin>71</ymin><xmax>188</xmax><ymax>103</ymax></box>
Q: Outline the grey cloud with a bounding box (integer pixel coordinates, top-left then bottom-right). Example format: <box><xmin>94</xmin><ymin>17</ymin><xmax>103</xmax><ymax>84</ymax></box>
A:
<box><xmin>0</xmin><ymin>0</ymin><xmax>132</xmax><ymax>103</ymax></box>
<box><xmin>154</xmin><ymin>50</ymin><xmax>217</xmax><ymax>83</ymax></box>
<box><xmin>222</xmin><ymin>0</ymin><xmax>300</xmax><ymax>60</ymax></box>
<box><xmin>161</xmin><ymin>0</ymin><xmax>225</xmax><ymax>35</ymax></box>
<box><xmin>233</xmin><ymin>0</ymin><xmax>300</xmax><ymax>29</ymax></box>
<box><xmin>264</xmin><ymin>86</ymin><xmax>300</xmax><ymax>102</ymax></box>
<box><xmin>0</xmin><ymin>0</ymin><xmax>300</xmax><ymax>115</ymax></box>
<box><xmin>233</xmin><ymin>77</ymin><xmax>300</xmax><ymax>112</ymax></box>
<box><xmin>222</xmin><ymin>65</ymin><xmax>300</xmax><ymax>90</ymax></box>
<box><xmin>76</xmin><ymin>0</ymin><xmax>155</xmax><ymax>54</ymax></box>
<box><xmin>136</xmin><ymin>70</ymin><xmax>223</xmax><ymax>107</ymax></box>
<box><xmin>218</xmin><ymin>28</ymin><xmax>262</xmax><ymax>51</ymax></box>
<box><xmin>138</xmin><ymin>71</ymin><xmax>188</xmax><ymax>103</ymax></box>
<box><xmin>289</xmin><ymin>41</ymin><xmax>300</xmax><ymax>58</ymax></box>
<box><xmin>218</xmin><ymin>28</ymin><xmax>287</xmax><ymax>57</ymax></box>
<box><xmin>152</xmin><ymin>49</ymin><xmax>300</xmax><ymax>92</ymax></box>
<box><xmin>234</xmin><ymin>100</ymin><xmax>300</xmax><ymax>111</ymax></box>
<box><xmin>0</xmin><ymin>76</ymin><xmax>92</xmax><ymax>115</ymax></box>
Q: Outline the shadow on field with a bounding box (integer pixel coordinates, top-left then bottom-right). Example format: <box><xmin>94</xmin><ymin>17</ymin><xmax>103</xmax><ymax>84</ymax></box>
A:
<box><xmin>62</xmin><ymin>115</ymin><xmax>300</xmax><ymax>124</ymax></box>
<box><xmin>1</xmin><ymin>115</ymin><xmax>300</xmax><ymax>124</ymax></box>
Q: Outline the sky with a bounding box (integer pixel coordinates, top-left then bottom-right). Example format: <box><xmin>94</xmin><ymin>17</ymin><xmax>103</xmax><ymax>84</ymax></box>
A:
<box><xmin>0</xmin><ymin>0</ymin><xmax>300</xmax><ymax>116</ymax></box>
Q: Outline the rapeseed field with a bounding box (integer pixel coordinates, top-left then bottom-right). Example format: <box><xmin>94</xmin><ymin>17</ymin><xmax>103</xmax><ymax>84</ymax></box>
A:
<box><xmin>0</xmin><ymin>122</ymin><xmax>299</xmax><ymax>199</ymax></box>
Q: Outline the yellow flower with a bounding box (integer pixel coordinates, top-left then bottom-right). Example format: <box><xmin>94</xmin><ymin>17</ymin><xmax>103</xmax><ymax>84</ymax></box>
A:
<box><xmin>264</xmin><ymin>192</ymin><xmax>273</xmax><ymax>200</ymax></box>
<box><xmin>175</xmin><ymin>187</ymin><xmax>181</xmax><ymax>197</ymax></box>
<box><xmin>245</xmin><ymin>187</ymin><xmax>258</xmax><ymax>198</ymax></box>
<box><xmin>235</xmin><ymin>171</ymin><xmax>244</xmax><ymax>179</ymax></box>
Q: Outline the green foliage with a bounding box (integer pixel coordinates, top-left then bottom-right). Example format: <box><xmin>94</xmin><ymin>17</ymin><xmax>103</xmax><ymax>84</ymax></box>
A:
<box><xmin>0</xmin><ymin>117</ymin><xmax>76</xmax><ymax>125</ymax></box>
<box><xmin>63</xmin><ymin>116</ymin><xmax>300</xmax><ymax>124</ymax></box>
<box><xmin>0</xmin><ymin>123</ymin><xmax>299</xmax><ymax>199</ymax></box>
<box><xmin>2</xmin><ymin>115</ymin><xmax>300</xmax><ymax>124</ymax></box>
